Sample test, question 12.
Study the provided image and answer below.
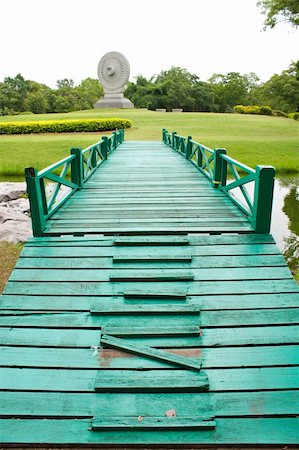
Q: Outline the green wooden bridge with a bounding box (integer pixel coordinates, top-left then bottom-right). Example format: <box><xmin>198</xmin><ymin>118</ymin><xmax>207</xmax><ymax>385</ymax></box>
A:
<box><xmin>0</xmin><ymin>129</ymin><xmax>298</xmax><ymax>447</ymax></box>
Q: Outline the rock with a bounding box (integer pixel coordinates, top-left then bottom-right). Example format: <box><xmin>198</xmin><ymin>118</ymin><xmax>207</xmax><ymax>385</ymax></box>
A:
<box><xmin>0</xmin><ymin>182</ymin><xmax>27</xmax><ymax>203</ymax></box>
<box><xmin>0</xmin><ymin>182</ymin><xmax>32</xmax><ymax>243</ymax></box>
<box><xmin>0</xmin><ymin>181</ymin><xmax>70</xmax><ymax>243</ymax></box>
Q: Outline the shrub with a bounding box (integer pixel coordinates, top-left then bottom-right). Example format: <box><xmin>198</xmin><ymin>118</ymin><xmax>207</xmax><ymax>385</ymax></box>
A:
<box><xmin>234</xmin><ymin>105</ymin><xmax>272</xmax><ymax>115</ymax></box>
<box><xmin>0</xmin><ymin>108</ymin><xmax>20</xmax><ymax>116</ymax></box>
<box><xmin>19</xmin><ymin>111</ymin><xmax>34</xmax><ymax>115</ymax></box>
<box><xmin>272</xmin><ymin>110</ymin><xmax>288</xmax><ymax>117</ymax></box>
<box><xmin>0</xmin><ymin>118</ymin><xmax>132</xmax><ymax>135</ymax></box>
<box><xmin>288</xmin><ymin>112</ymin><xmax>299</xmax><ymax>121</ymax></box>
<box><xmin>234</xmin><ymin>105</ymin><xmax>260</xmax><ymax>114</ymax></box>
<box><xmin>259</xmin><ymin>105</ymin><xmax>272</xmax><ymax>115</ymax></box>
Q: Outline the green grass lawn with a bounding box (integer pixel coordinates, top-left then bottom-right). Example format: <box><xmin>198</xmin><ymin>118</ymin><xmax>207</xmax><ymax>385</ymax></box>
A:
<box><xmin>0</xmin><ymin>109</ymin><xmax>298</xmax><ymax>181</ymax></box>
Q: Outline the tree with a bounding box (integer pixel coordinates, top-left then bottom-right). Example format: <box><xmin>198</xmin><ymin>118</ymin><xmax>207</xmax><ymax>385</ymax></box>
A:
<box><xmin>191</xmin><ymin>81</ymin><xmax>215</xmax><ymax>112</ymax></box>
<box><xmin>257</xmin><ymin>0</ymin><xmax>299</xmax><ymax>28</ymax></box>
<box><xmin>208</xmin><ymin>72</ymin><xmax>260</xmax><ymax>112</ymax></box>
<box><xmin>56</xmin><ymin>79</ymin><xmax>75</xmax><ymax>90</ymax></box>
<box><xmin>55</xmin><ymin>78</ymin><xmax>82</xmax><ymax>112</ymax></box>
<box><xmin>0</xmin><ymin>74</ymin><xmax>31</xmax><ymax>112</ymax></box>
<box><xmin>23</xmin><ymin>91</ymin><xmax>49</xmax><ymax>114</ymax></box>
<box><xmin>125</xmin><ymin>75</ymin><xmax>157</xmax><ymax>109</ymax></box>
<box><xmin>125</xmin><ymin>67</ymin><xmax>215</xmax><ymax>112</ymax></box>
<box><xmin>254</xmin><ymin>61</ymin><xmax>299</xmax><ymax>111</ymax></box>
<box><xmin>153</xmin><ymin>67</ymin><xmax>196</xmax><ymax>111</ymax></box>
<box><xmin>75</xmin><ymin>78</ymin><xmax>103</xmax><ymax>108</ymax></box>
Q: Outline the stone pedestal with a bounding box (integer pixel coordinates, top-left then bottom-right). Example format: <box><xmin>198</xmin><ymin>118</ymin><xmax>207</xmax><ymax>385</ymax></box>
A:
<box><xmin>94</xmin><ymin>93</ymin><xmax>134</xmax><ymax>109</ymax></box>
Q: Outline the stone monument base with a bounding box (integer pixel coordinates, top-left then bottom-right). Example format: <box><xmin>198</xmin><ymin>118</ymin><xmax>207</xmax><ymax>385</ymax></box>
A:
<box><xmin>94</xmin><ymin>93</ymin><xmax>134</xmax><ymax>109</ymax></box>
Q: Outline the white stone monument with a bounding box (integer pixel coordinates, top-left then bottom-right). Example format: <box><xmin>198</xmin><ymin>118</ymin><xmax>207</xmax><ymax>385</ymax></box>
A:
<box><xmin>94</xmin><ymin>51</ymin><xmax>134</xmax><ymax>109</ymax></box>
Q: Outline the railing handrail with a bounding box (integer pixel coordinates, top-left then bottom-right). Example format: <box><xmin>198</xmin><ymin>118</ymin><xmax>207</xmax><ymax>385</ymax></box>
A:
<box><xmin>37</xmin><ymin>154</ymin><xmax>76</xmax><ymax>178</ymax></box>
<box><xmin>220</xmin><ymin>154</ymin><xmax>256</xmax><ymax>175</ymax></box>
<box><xmin>162</xmin><ymin>128</ymin><xmax>275</xmax><ymax>234</ymax></box>
<box><xmin>25</xmin><ymin>129</ymin><xmax>125</xmax><ymax>236</ymax></box>
<box><xmin>82</xmin><ymin>139</ymin><xmax>103</xmax><ymax>155</ymax></box>
<box><xmin>190</xmin><ymin>140</ymin><xmax>213</xmax><ymax>155</ymax></box>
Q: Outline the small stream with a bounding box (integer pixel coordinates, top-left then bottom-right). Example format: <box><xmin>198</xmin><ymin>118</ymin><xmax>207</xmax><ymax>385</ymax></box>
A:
<box><xmin>271</xmin><ymin>176</ymin><xmax>299</xmax><ymax>276</ymax></box>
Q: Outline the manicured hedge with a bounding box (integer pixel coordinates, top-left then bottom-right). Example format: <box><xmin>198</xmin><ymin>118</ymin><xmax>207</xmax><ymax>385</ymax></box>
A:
<box><xmin>234</xmin><ymin>105</ymin><xmax>272</xmax><ymax>115</ymax></box>
<box><xmin>0</xmin><ymin>118</ymin><xmax>132</xmax><ymax>135</ymax></box>
<box><xmin>288</xmin><ymin>112</ymin><xmax>299</xmax><ymax>121</ymax></box>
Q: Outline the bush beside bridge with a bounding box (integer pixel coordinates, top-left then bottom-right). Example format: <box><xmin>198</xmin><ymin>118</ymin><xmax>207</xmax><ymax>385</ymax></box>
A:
<box><xmin>0</xmin><ymin>118</ymin><xmax>132</xmax><ymax>135</ymax></box>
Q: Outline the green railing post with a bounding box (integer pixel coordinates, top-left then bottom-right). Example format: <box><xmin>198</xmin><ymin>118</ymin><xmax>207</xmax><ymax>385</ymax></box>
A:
<box><xmin>25</xmin><ymin>167</ymin><xmax>46</xmax><ymax>237</ymax></box>
<box><xmin>91</xmin><ymin>147</ymin><xmax>97</xmax><ymax>168</ymax></box>
<box><xmin>186</xmin><ymin>136</ymin><xmax>192</xmax><ymax>159</ymax></box>
<box><xmin>172</xmin><ymin>131</ymin><xmax>177</xmax><ymax>150</ymax></box>
<box><xmin>121</xmin><ymin>129</ymin><xmax>125</xmax><ymax>143</ymax></box>
<box><xmin>213</xmin><ymin>148</ymin><xmax>227</xmax><ymax>188</ymax></box>
<box><xmin>102</xmin><ymin>137</ymin><xmax>108</xmax><ymax>160</ymax></box>
<box><xmin>112</xmin><ymin>131</ymin><xmax>117</xmax><ymax>149</ymax></box>
<box><xmin>197</xmin><ymin>147</ymin><xmax>203</xmax><ymax>168</ymax></box>
<box><xmin>39</xmin><ymin>177</ymin><xmax>48</xmax><ymax>216</ymax></box>
<box><xmin>71</xmin><ymin>147</ymin><xmax>83</xmax><ymax>188</ymax></box>
<box><xmin>162</xmin><ymin>128</ymin><xmax>167</xmax><ymax>143</ymax></box>
<box><xmin>253</xmin><ymin>165</ymin><xmax>275</xmax><ymax>233</ymax></box>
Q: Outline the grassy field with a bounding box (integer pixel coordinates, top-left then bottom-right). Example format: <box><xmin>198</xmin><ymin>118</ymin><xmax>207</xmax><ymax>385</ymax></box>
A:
<box><xmin>0</xmin><ymin>109</ymin><xmax>298</xmax><ymax>181</ymax></box>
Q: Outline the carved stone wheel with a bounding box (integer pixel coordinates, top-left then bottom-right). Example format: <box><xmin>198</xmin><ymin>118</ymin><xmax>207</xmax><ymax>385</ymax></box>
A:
<box><xmin>97</xmin><ymin>51</ymin><xmax>130</xmax><ymax>93</ymax></box>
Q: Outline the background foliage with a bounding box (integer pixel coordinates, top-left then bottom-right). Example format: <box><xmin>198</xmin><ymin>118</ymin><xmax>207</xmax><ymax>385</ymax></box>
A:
<box><xmin>124</xmin><ymin>61</ymin><xmax>299</xmax><ymax>113</ymax></box>
<box><xmin>0</xmin><ymin>61</ymin><xmax>298</xmax><ymax>116</ymax></box>
<box><xmin>0</xmin><ymin>75</ymin><xmax>103</xmax><ymax>116</ymax></box>
<box><xmin>257</xmin><ymin>0</ymin><xmax>299</xmax><ymax>28</ymax></box>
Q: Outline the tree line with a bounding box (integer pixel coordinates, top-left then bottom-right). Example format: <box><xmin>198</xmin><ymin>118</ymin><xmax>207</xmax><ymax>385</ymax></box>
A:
<box><xmin>0</xmin><ymin>61</ymin><xmax>298</xmax><ymax>116</ymax></box>
<box><xmin>0</xmin><ymin>76</ymin><xmax>103</xmax><ymax>115</ymax></box>
<box><xmin>124</xmin><ymin>62</ymin><xmax>299</xmax><ymax>113</ymax></box>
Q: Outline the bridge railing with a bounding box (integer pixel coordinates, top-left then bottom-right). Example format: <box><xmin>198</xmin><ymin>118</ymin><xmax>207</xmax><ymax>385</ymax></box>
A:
<box><xmin>25</xmin><ymin>129</ymin><xmax>124</xmax><ymax>236</ymax></box>
<box><xmin>163</xmin><ymin>128</ymin><xmax>275</xmax><ymax>233</ymax></box>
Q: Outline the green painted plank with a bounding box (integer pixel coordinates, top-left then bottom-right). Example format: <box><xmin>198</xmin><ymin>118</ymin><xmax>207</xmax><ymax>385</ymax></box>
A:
<box><xmin>2</xmin><ymin>293</ymin><xmax>298</xmax><ymax>311</ymax></box>
<box><xmin>0</xmin><ymin>312</ymin><xmax>198</xmax><ymax>329</ymax></box>
<box><xmin>0</xmin><ymin>418</ymin><xmax>298</xmax><ymax>444</ymax></box>
<box><xmin>0</xmin><ymin>308</ymin><xmax>297</xmax><ymax>328</ymax></box>
<box><xmin>115</xmin><ymin>236</ymin><xmax>190</xmax><ymax>246</ymax></box>
<box><xmin>120</xmin><ymin>325</ymin><xmax>299</xmax><ymax>347</ymax></box>
<box><xmin>96</xmin><ymin>344</ymin><xmax>299</xmax><ymax>370</ymax></box>
<box><xmin>112</xmin><ymin>255</ymin><xmax>192</xmax><ymax>262</ymax></box>
<box><xmin>109</xmin><ymin>271</ymin><xmax>195</xmax><ymax>282</ymax></box>
<box><xmin>1</xmin><ymin>390</ymin><xmax>297</xmax><ymax>418</ymax></box>
<box><xmin>25</xmin><ymin>233</ymin><xmax>275</xmax><ymax>246</ymax></box>
<box><xmin>201</xmin><ymin>308</ymin><xmax>299</xmax><ymax>326</ymax></box>
<box><xmin>123</xmin><ymin>290</ymin><xmax>186</xmax><ymax>299</ymax></box>
<box><xmin>1</xmin><ymin>344</ymin><xmax>297</xmax><ymax>370</ymax></box>
<box><xmin>94</xmin><ymin>370</ymin><xmax>209</xmax><ymax>392</ymax></box>
<box><xmin>90</xmin><ymin>303</ymin><xmax>200</xmax><ymax>314</ymax></box>
<box><xmin>44</xmin><ymin>224</ymin><xmax>252</xmax><ymax>233</ymax></box>
<box><xmin>0</xmin><ymin>327</ymin><xmax>99</xmax><ymax>347</ymax></box>
<box><xmin>1</xmin><ymin>324</ymin><xmax>297</xmax><ymax>348</ymax></box>
<box><xmin>56</xmin><ymin>211</ymin><xmax>242</xmax><ymax>219</ymax></box>
<box><xmin>20</xmin><ymin>243</ymin><xmax>281</xmax><ymax>257</ymax></box>
<box><xmin>15</xmin><ymin>254</ymin><xmax>287</xmax><ymax>270</ymax></box>
<box><xmin>47</xmin><ymin>217</ymin><xmax>249</xmax><ymax>224</ymax></box>
<box><xmin>60</xmin><ymin>212</ymin><xmax>241</xmax><ymax>220</ymax></box>
<box><xmin>9</xmin><ymin>267</ymin><xmax>291</xmax><ymax>282</ymax></box>
<box><xmin>5</xmin><ymin>279</ymin><xmax>298</xmax><ymax>296</ymax></box>
<box><xmin>91</xmin><ymin>416</ymin><xmax>215</xmax><ymax>430</ymax></box>
<box><xmin>102</xmin><ymin>325</ymin><xmax>201</xmax><ymax>337</ymax></box>
<box><xmin>61</xmin><ymin>205</ymin><xmax>237</xmax><ymax>213</ymax></box>
<box><xmin>101</xmin><ymin>335</ymin><xmax>202</xmax><ymax>370</ymax></box>
<box><xmin>1</xmin><ymin>367</ymin><xmax>298</xmax><ymax>392</ymax></box>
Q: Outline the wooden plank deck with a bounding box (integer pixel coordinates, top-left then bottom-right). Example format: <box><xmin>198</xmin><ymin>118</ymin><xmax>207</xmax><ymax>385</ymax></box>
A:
<box><xmin>0</xmin><ymin>140</ymin><xmax>298</xmax><ymax>447</ymax></box>
<box><xmin>44</xmin><ymin>141</ymin><xmax>253</xmax><ymax>235</ymax></box>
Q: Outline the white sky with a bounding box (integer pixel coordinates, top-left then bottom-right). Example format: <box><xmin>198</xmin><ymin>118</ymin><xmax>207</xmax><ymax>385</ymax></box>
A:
<box><xmin>1</xmin><ymin>0</ymin><xmax>298</xmax><ymax>88</ymax></box>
